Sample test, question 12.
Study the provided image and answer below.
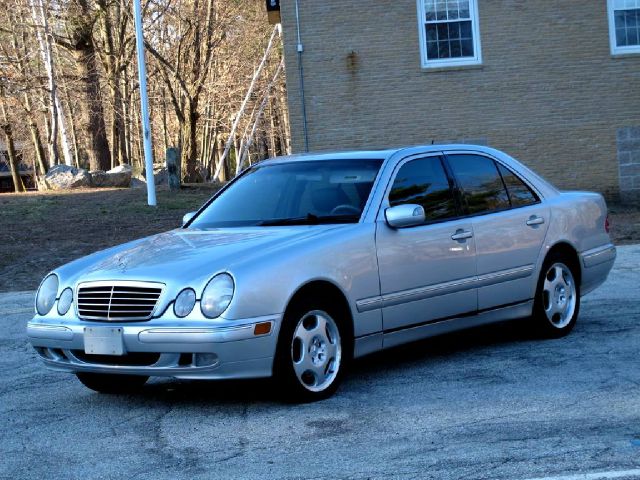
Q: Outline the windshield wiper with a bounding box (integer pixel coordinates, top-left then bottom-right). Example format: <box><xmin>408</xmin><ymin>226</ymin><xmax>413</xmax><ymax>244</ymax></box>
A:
<box><xmin>258</xmin><ymin>213</ymin><xmax>359</xmax><ymax>226</ymax></box>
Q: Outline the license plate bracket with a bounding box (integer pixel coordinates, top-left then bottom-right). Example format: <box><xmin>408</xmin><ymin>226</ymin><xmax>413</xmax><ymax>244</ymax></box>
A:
<box><xmin>84</xmin><ymin>327</ymin><xmax>125</xmax><ymax>355</ymax></box>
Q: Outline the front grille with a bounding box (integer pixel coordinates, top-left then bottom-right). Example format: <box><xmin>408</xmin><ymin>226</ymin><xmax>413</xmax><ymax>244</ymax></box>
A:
<box><xmin>77</xmin><ymin>282</ymin><xmax>163</xmax><ymax>321</ymax></box>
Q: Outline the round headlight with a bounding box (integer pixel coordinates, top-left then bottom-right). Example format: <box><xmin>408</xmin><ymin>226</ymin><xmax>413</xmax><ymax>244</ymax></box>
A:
<box><xmin>57</xmin><ymin>288</ymin><xmax>73</xmax><ymax>315</ymax></box>
<box><xmin>201</xmin><ymin>273</ymin><xmax>234</xmax><ymax>318</ymax></box>
<box><xmin>36</xmin><ymin>274</ymin><xmax>59</xmax><ymax>316</ymax></box>
<box><xmin>174</xmin><ymin>288</ymin><xmax>196</xmax><ymax>317</ymax></box>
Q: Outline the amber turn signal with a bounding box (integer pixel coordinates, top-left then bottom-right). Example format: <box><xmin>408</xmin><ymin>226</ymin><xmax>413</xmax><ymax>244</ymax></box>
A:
<box><xmin>254</xmin><ymin>322</ymin><xmax>272</xmax><ymax>336</ymax></box>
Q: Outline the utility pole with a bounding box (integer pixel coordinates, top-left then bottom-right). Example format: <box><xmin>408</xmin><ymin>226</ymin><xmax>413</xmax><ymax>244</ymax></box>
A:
<box><xmin>132</xmin><ymin>0</ymin><xmax>156</xmax><ymax>206</ymax></box>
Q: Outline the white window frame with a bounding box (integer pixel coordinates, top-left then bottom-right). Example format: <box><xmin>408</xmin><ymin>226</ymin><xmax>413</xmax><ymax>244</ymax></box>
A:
<box><xmin>607</xmin><ymin>0</ymin><xmax>640</xmax><ymax>55</ymax></box>
<box><xmin>416</xmin><ymin>0</ymin><xmax>483</xmax><ymax>69</ymax></box>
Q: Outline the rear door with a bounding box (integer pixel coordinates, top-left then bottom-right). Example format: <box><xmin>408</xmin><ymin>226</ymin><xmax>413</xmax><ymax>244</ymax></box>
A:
<box><xmin>445</xmin><ymin>153</ymin><xmax>549</xmax><ymax>310</ymax></box>
<box><xmin>375</xmin><ymin>154</ymin><xmax>478</xmax><ymax>332</ymax></box>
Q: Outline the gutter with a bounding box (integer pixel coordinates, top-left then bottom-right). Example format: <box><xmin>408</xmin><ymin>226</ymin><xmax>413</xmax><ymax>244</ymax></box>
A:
<box><xmin>294</xmin><ymin>0</ymin><xmax>310</xmax><ymax>152</ymax></box>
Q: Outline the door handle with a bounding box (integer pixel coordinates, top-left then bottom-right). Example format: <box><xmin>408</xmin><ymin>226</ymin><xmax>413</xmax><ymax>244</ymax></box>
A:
<box><xmin>451</xmin><ymin>229</ymin><xmax>473</xmax><ymax>241</ymax></box>
<box><xmin>526</xmin><ymin>216</ymin><xmax>545</xmax><ymax>226</ymax></box>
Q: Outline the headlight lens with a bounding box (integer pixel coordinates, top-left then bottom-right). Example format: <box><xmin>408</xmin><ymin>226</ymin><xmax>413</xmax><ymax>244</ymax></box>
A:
<box><xmin>36</xmin><ymin>274</ymin><xmax>59</xmax><ymax>316</ymax></box>
<box><xmin>174</xmin><ymin>288</ymin><xmax>196</xmax><ymax>317</ymax></box>
<box><xmin>57</xmin><ymin>288</ymin><xmax>73</xmax><ymax>315</ymax></box>
<box><xmin>201</xmin><ymin>273</ymin><xmax>234</xmax><ymax>318</ymax></box>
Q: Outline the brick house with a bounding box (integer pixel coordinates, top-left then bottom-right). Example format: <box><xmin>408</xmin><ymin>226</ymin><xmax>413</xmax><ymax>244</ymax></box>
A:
<box><xmin>277</xmin><ymin>1</ymin><xmax>640</xmax><ymax>201</ymax></box>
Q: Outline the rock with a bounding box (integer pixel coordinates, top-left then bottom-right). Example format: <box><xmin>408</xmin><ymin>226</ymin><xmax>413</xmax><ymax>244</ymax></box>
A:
<box><xmin>43</xmin><ymin>165</ymin><xmax>92</xmax><ymax>190</ymax></box>
<box><xmin>90</xmin><ymin>164</ymin><xmax>132</xmax><ymax>188</ymax></box>
<box><xmin>89</xmin><ymin>170</ymin><xmax>108</xmax><ymax>187</ymax></box>
<box><xmin>137</xmin><ymin>165</ymin><xmax>168</xmax><ymax>186</ymax></box>
<box><xmin>105</xmin><ymin>164</ymin><xmax>132</xmax><ymax>188</ymax></box>
<box><xmin>130</xmin><ymin>177</ymin><xmax>147</xmax><ymax>189</ymax></box>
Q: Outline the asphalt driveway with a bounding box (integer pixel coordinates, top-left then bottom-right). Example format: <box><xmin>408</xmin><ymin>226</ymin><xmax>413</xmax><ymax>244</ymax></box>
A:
<box><xmin>1</xmin><ymin>246</ymin><xmax>639</xmax><ymax>480</ymax></box>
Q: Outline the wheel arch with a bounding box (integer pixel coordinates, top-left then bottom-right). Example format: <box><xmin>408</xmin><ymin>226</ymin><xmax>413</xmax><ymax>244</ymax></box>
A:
<box><xmin>543</xmin><ymin>241</ymin><xmax>582</xmax><ymax>285</ymax></box>
<box><xmin>284</xmin><ymin>280</ymin><xmax>355</xmax><ymax>351</ymax></box>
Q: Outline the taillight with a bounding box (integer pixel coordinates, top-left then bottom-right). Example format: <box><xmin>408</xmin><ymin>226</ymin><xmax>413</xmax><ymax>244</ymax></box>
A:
<box><xmin>605</xmin><ymin>214</ymin><xmax>611</xmax><ymax>234</ymax></box>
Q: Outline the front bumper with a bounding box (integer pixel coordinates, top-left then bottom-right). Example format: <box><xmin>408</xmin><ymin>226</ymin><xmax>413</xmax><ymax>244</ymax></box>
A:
<box><xmin>27</xmin><ymin>314</ymin><xmax>282</xmax><ymax>380</ymax></box>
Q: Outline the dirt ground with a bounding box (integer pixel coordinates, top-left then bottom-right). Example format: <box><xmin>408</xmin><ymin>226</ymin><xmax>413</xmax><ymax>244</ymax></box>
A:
<box><xmin>1</xmin><ymin>186</ymin><xmax>638</xmax><ymax>292</ymax></box>
<box><xmin>0</xmin><ymin>185</ymin><xmax>220</xmax><ymax>292</ymax></box>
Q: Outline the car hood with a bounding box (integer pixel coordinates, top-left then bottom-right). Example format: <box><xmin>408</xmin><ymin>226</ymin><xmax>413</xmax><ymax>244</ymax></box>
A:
<box><xmin>55</xmin><ymin>225</ymin><xmax>346</xmax><ymax>289</ymax></box>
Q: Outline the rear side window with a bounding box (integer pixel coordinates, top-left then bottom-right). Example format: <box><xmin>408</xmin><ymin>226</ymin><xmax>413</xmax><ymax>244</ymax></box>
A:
<box><xmin>389</xmin><ymin>157</ymin><xmax>458</xmax><ymax>222</ymax></box>
<box><xmin>496</xmin><ymin>163</ymin><xmax>538</xmax><ymax>207</ymax></box>
<box><xmin>447</xmin><ymin>154</ymin><xmax>510</xmax><ymax>215</ymax></box>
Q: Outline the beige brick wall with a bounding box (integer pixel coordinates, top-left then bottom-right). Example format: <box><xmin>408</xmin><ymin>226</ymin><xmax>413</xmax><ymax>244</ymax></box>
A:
<box><xmin>280</xmin><ymin>0</ymin><xmax>640</xmax><ymax>198</ymax></box>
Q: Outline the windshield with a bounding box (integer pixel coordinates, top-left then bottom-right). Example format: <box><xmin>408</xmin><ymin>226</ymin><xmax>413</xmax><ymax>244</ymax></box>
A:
<box><xmin>190</xmin><ymin>159</ymin><xmax>383</xmax><ymax>228</ymax></box>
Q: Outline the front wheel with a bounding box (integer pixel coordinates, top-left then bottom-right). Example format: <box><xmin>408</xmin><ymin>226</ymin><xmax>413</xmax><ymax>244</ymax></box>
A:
<box><xmin>275</xmin><ymin>301</ymin><xmax>350</xmax><ymax>402</ymax></box>
<box><xmin>75</xmin><ymin>372</ymin><xmax>149</xmax><ymax>394</ymax></box>
<box><xmin>531</xmin><ymin>254</ymin><xmax>580</xmax><ymax>338</ymax></box>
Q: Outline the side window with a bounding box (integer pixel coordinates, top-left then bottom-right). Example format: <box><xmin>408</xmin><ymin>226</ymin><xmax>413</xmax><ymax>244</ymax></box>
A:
<box><xmin>389</xmin><ymin>157</ymin><xmax>458</xmax><ymax>222</ymax></box>
<box><xmin>447</xmin><ymin>154</ymin><xmax>510</xmax><ymax>215</ymax></box>
<box><xmin>496</xmin><ymin>163</ymin><xmax>539</xmax><ymax>207</ymax></box>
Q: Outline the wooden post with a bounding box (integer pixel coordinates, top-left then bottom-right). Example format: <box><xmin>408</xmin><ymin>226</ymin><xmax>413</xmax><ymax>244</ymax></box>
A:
<box><xmin>166</xmin><ymin>147</ymin><xmax>180</xmax><ymax>191</ymax></box>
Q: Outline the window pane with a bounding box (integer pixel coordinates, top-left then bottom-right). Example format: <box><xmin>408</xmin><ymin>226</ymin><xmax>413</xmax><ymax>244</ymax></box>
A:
<box><xmin>439</xmin><ymin>41</ymin><xmax>451</xmax><ymax>58</ymax></box>
<box><xmin>448</xmin><ymin>1</ymin><xmax>459</xmax><ymax>20</ymax></box>
<box><xmin>451</xmin><ymin>39</ymin><xmax>462</xmax><ymax>57</ymax></box>
<box><xmin>437</xmin><ymin>23</ymin><xmax>449</xmax><ymax>41</ymax></box>
<box><xmin>461</xmin><ymin>38</ymin><xmax>474</xmax><ymax>56</ymax></box>
<box><xmin>448</xmin><ymin>22</ymin><xmax>460</xmax><ymax>39</ymax></box>
<box><xmin>497</xmin><ymin>164</ymin><xmax>538</xmax><ymax>207</ymax></box>
<box><xmin>389</xmin><ymin>158</ymin><xmax>457</xmax><ymax>222</ymax></box>
<box><xmin>460</xmin><ymin>20</ymin><xmax>472</xmax><ymax>38</ymax></box>
<box><xmin>436</xmin><ymin>0</ymin><xmax>447</xmax><ymax>20</ymax></box>
<box><xmin>427</xmin><ymin>40</ymin><xmax>438</xmax><ymax>59</ymax></box>
<box><xmin>426</xmin><ymin>24</ymin><xmax>438</xmax><ymax>41</ymax></box>
<box><xmin>448</xmin><ymin>155</ymin><xmax>510</xmax><ymax>214</ymax></box>
<box><xmin>459</xmin><ymin>0</ymin><xmax>470</xmax><ymax>18</ymax></box>
<box><xmin>617</xmin><ymin>27</ymin><xmax>628</xmax><ymax>46</ymax></box>
<box><xmin>425</xmin><ymin>0</ymin><xmax>436</xmax><ymax>21</ymax></box>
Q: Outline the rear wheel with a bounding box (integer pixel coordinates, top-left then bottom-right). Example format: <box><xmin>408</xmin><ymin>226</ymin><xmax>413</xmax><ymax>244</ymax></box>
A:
<box><xmin>275</xmin><ymin>299</ymin><xmax>350</xmax><ymax>402</ymax></box>
<box><xmin>75</xmin><ymin>372</ymin><xmax>149</xmax><ymax>394</ymax></box>
<box><xmin>531</xmin><ymin>253</ymin><xmax>580</xmax><ymax>338</ymax></box>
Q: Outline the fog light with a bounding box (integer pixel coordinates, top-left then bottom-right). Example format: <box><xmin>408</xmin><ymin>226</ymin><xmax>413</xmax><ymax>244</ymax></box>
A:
<box><xmin>194</xmin><ymin>353</ymin><xmax>218</xmax><ymax>367</ymax></box>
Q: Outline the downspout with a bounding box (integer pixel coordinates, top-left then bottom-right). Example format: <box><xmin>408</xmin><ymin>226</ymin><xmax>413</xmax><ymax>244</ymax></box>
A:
<box><xmin>295</xmin><ymin>0</ymin><xmax>309</xmax><ymax>152</ymax></box>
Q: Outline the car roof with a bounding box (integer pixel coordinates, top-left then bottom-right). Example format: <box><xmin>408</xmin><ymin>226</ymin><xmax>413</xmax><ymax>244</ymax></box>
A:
<box><xmin>258</xmin><ymin>144</ymin><xmax>559</xmax><ymax>199</ymax></box>
<box><xmin>262</xmin><ymin>144</ymin><xmax>497</xmax><ymax>164</ymax></box>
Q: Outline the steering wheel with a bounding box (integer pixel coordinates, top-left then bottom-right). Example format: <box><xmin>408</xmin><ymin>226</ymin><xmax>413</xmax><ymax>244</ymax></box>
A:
<box><xmin>329</xmin><ymin>204</ymin><xmax>361</xmax><ymax>216</ymax></box>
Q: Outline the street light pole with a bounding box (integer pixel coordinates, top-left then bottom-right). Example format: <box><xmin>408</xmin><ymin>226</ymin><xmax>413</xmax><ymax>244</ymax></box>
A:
<box><xmin>132</xmin><ymin>0</ymin><xmax>156</xmax><ymax>206</ymax></box>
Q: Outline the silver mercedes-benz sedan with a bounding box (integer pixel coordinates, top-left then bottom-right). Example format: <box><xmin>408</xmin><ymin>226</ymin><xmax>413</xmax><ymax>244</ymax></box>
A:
<box><xmin>28</xmin><ymin>145</ymin><xmax>616</xmax><ymax>401</ymax></box>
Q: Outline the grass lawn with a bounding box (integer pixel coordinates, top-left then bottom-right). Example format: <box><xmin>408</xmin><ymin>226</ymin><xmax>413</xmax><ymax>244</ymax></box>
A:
<box><xmin>1</xmin><ymin>185</ymin><xmax>638</xmax><ymax>292</ymax></box>
<box><xmin>0</xmin><ymin>185</ymin><xmax>220</xmax><ymax>292</ymax></box>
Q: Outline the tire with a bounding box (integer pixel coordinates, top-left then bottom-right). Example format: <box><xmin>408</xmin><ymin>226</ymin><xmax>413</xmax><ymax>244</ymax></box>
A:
<box><xmin>531</xmin><ymin>252</ymin><xmax>580</xmax><ymax>338</ymax></box>
<box><xmin>75</xmin><ymin>372</ymin><xmax>149</xmax><ymax>394</ymax></box>
<box><xmin>274</xmin><ymin>297</ymin><xmax>351</xmax><ymax>402</ymax></box>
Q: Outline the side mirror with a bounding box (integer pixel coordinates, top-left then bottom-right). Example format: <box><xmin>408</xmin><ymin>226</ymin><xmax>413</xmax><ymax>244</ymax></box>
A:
<box><xmin>384</xmin><ymin>204</ymin><xmax>425</xmax><ymax>229</ymax></box>
<box><xmin>182</xmin><ymin>211</ymin><xmax>196</xmax><ymax>227</ymax></box>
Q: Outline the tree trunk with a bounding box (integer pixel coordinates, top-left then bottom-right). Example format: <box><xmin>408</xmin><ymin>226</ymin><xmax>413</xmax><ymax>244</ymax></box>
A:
<box><xmin>23</xmin><ymin>93</ymin><xmax>48</xmax><ymax>175</ymax></box>
<box><xmin>0</xmin><ymin>100</ymin><xmax>25</xmax><ymax>193</ymax></box>
<box><xmin>30</xmin><ymin>0</ymin><xmax>59</xmax><ymax>166</ymax></box>
<box><xmin>277</xmin><ymin>80</ymin><xmax>291</xmax><ymax>155</ymax></box>
<box><xmin>182</xmin><ymin>99</ymin><xmax>199</xmax><ymax>181</ymax></box>
<box><xmin>72</xmin><ymin>41</ymin><xmax>111</xmax><ymax>171</ymax></box>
